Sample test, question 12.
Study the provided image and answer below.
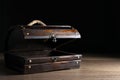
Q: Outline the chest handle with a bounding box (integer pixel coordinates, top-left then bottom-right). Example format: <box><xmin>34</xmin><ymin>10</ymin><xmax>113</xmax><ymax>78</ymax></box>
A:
<box><xmin>27</xmin><ymin>20</ymin><xmax>47</xmax><ymax>26</ymax></box>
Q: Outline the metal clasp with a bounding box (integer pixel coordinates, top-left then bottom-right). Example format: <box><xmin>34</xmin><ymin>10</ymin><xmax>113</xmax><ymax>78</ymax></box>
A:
<box><xmin>51</xmin><ymin>57</ymin><xmax>57</xmax><ymax>62</ymax></box>
<box><xmin>50</xmin><ymin>33</ymin><xmax>57</xmax><ymax>42</ymax></box>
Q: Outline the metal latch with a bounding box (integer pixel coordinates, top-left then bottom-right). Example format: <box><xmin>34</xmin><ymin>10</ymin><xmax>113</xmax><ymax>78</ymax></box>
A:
<box><xmin>50</xmin><ymin>33</ymin><xmax>57</xmax><ymax>42</ymax></box>
<box><xmin>51</xmin><ymin>57</ymin><xmax>58</xmax><ymax>62</ymax></box>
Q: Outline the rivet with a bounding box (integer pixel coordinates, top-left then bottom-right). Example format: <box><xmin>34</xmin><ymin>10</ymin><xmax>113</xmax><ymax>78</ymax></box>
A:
<box><xmin>28</xmin><ymin>65</ymin><xmax>31</xmax><ymax>69</ymax></box>
<box><xmin>21</xmin><ymin>26</ymin><xmax>25</xmax><ymax>29</ymax></box>
<box><xmin>29</xmin><ymin>60</ymin><xmax>32</xmax><ymax>63</ymax></box>
<box><xmin>77</xmin><ymin>56</ymin><xmax>80</xmax><ymax>59</ymax></box>
<box><xmin>26</xmin><ymin>33</ymin><xmax>30</xmax><ymax>35</ymax></box>
<box><xmin>21</xmin><ymin>26</ymin><xmax>23</xmax><ymax>28</ymax></box>
<box><xmin>76</xmin><ymin>61</ymin><xmax>79</xmax><ymax>64</ymax></box>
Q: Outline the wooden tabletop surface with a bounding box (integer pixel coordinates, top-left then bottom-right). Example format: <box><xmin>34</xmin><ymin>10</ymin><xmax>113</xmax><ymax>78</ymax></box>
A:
<box><xmin>0</xmin><ymin>53</ymin><xmax>120</xmax><ymax>80</ymax></box>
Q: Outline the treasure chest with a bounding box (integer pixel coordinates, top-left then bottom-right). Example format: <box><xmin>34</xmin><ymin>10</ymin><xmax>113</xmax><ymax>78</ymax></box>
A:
<box><xmin>4</xmin><ymin>20</ymin><xmax>82</xmax><ymax>74</ymax></box>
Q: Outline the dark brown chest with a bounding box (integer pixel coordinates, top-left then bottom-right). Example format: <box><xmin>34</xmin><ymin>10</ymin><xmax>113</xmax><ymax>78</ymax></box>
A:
<box><xmin>4</xmin><ymin>20</ymin><xmax>82</xmax><ymax>74</ymax></box>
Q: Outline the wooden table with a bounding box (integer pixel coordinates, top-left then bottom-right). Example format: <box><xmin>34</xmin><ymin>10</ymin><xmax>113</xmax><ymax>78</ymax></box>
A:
<box><xmin>0</xmin><ymin>53</ymin><xmax>120</xmax><ymax>80</ymax></box>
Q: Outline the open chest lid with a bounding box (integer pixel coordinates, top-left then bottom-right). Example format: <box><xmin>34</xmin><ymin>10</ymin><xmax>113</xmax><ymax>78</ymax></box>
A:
<box><xmin>21</xmin><ymin>20</ymin><xmax>81</xmax><ymax>42</ymax></box>
<box><xmin>6</xmin><ymin>20</ymin><xmax>81</xmax><ymax>51</ymax></box>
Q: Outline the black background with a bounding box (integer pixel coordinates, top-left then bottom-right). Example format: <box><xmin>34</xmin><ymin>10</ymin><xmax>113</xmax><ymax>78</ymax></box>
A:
<box><xmin>0</xmin><ymin>1</ymin><xmax>120</xmax><ymax>55</ymax></box>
